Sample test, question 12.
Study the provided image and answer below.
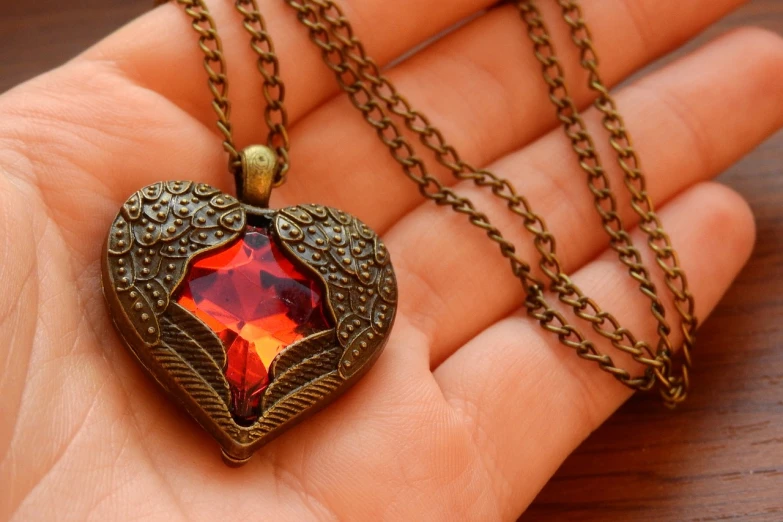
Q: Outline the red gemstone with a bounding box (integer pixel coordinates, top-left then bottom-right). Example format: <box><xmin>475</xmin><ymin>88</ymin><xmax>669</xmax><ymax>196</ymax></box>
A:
<box><xmin>176</xmin><ymin>223</ymin><xmax>331</xmax><ymax>424</ymax></box>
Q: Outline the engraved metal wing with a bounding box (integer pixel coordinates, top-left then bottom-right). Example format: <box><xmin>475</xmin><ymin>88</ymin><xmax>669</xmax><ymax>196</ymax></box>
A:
<box><xmin>103</xmin><ymin>182</ymin><xmax>245</xmax><ymax>442</ymax></box>
<box><xmin>274</xmin><ymin>204</ymin><xmax>398</xmax><ymax>378</ymax></box>
<box><xmin>244</xmin><ymin>204</ymin><xmax>399</xmax><ymax>442</ymax></box>
<box><xmin>105</xmin><ymin>181</ymin><xmax>245</xmax><ymax>345</ymax></box>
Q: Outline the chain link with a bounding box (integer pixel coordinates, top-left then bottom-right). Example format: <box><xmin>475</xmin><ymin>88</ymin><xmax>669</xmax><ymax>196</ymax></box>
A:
<box><xmin>516</xmin><ymin>0</ymin><xmax>695</xmax><ymax>404</ymax></box>
<box><xmin>175</xmin><ymin>0</ymin><xmax>290</xmax><ymax>185</ymax></box>
<box><xmin>166</xmin><ymin>0</ymin><xmax>695</xmax><ymax>406</ymax></box>
<box><xmin>282</xmin><ymin>0</ymin><xmax>694</xmax><ymax>405</ymax></box>
<box><xmin>283</xmin><ymin>0</ymin><xmax>667</xmax><ymax>392</ymax></box>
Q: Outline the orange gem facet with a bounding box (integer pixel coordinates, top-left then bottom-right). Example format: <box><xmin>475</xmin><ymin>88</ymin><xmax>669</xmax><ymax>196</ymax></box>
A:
<box><xmin>177</xmin><ymin>224</ymin><xmax>331</xmax><ymax>424</ymax></box>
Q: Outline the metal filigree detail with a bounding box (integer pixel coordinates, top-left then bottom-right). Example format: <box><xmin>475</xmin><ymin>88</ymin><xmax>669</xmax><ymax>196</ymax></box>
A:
<box><xmin>156</xmin><ymin>303</ymin><xmax>240</xmax><ymax>440</ymax></box>
<box><xmin>105</xmin><ymin>181</ymin><xmax>244</xmax><ymax>345</ymax></box>
<box><xmin>264</xmin><ymin>329</ymin><xmax>342</xmax><ymax>408</ymax></box>
<box><xmin>102</xmin><ymin>183</ymin><xmax>397</xmax><ymax>465</ymax></box>
<box><xmin>275</xmin><ymin>204</ymin><xmax>398</xmax><ymax>378</ymax></box>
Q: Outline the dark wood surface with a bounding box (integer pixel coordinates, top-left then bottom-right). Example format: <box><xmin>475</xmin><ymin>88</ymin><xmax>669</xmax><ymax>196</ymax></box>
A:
<box><xmin>1</xmin><ymin>1</ymin><xmax>781</xmax><ymax>521</ymax></box>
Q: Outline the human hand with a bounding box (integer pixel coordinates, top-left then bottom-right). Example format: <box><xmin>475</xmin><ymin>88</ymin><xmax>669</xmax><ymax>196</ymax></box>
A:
<box><xmin>1</xmin><ymin>0</ymin><xmax>780</xmax><ymax>520</ymax></box>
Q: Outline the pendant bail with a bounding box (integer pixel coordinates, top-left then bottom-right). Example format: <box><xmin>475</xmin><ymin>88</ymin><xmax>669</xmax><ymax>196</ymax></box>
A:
<box><xmin>239</xmin><ymin>145</ymin><xmax>278</xmax><ymax>208</ymax></box>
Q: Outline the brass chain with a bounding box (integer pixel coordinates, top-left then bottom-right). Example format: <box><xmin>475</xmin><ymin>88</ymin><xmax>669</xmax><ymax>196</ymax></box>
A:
<box><xmin>516</xmin><ymin>0</ymin><xmax>695</xmax><ymax>403</ymax></box>
<box><xmin>282</xmin><ymin>0</ymin><xmax>693</xmax><ymax>405</ymax></box>
<box><xmin>175</xmin><ymin>0</ymin><xmax>290</xmax><ymax>186</ymax></box>
<box><xmin>165</xmin><ymin>0</ymin><xmax>694</xmax><ymax>406</ymax></box>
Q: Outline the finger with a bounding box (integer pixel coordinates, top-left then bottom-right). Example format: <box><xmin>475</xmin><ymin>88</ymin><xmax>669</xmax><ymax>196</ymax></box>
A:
<box><xmin>0</xmin><ymin>0</ymin><xmax>493</xmax><ymax>253</ymax></box>
<box><xmin>276</xmin><ymin>0</ymin><xmax>747</xmax><ymax>226</ymax></box>
<box><xmin>380</xmin><ymin>27</ymin><xmax>783</xmax><ymax>367</ymax></box>
<box><xmin>80</xmin><ymin>0</ymin><xmax>496</xmax><ymax>146</ymax></box>
<box><xmin>0</xmin><ymin>0</ymin><xmax>744</xmax><ymax>262</ymax></box>
<box><xmin>433</xmin><ymin>182</ymin><xmax>756</xmax><ymax>517</ymax></box>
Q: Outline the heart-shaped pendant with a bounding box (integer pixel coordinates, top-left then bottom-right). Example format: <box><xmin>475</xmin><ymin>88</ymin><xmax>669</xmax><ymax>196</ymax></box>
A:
<box><xmin>101</xmin><ymin>180</ymin><xmax>397</xmax><ymax>465</ymax></box>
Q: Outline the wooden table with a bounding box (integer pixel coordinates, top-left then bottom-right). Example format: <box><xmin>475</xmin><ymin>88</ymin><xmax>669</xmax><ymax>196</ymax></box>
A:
<box><xmin>3</xmin><ymin>1</ymin><xmax>781</xmax><ymax>520</ymax></box>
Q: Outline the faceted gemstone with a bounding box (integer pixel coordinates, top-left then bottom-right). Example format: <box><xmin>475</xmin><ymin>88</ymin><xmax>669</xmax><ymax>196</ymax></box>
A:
<box><xmin>176</xmin><ymin>223</ymin><xmax>331</xmax><ymax>425</ymax></box>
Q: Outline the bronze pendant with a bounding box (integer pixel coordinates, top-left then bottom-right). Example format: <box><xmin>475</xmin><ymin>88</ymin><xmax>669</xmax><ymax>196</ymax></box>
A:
<box><xmin>101</xmin><ymin>175</ymin><xmax>397</xmax><ymax>465</ymax></box>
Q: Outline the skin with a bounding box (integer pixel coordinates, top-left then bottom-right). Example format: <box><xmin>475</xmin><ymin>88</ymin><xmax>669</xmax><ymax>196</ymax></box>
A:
<box><xmin>0</xmin><ymin>0</ymin><xmax>781</xmax><ymax>520</ymax></box>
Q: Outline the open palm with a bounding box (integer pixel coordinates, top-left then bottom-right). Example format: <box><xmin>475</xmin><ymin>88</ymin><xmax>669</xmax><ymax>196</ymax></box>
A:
<box><xmin>1</xmin><ymin>0</ymin><xmax>781</xmax><ymax>520</ymax></box>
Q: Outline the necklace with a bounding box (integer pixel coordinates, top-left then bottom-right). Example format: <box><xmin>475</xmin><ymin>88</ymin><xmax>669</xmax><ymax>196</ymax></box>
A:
<box><xmin>102</xmin><ymin>0</ymin><xmax>398</xmax><ymax>466</ymax></box>
<box><xmin>102</xmin><ymin>0</ymin><xmax>695</xmax><ymax>466</ymax></box>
